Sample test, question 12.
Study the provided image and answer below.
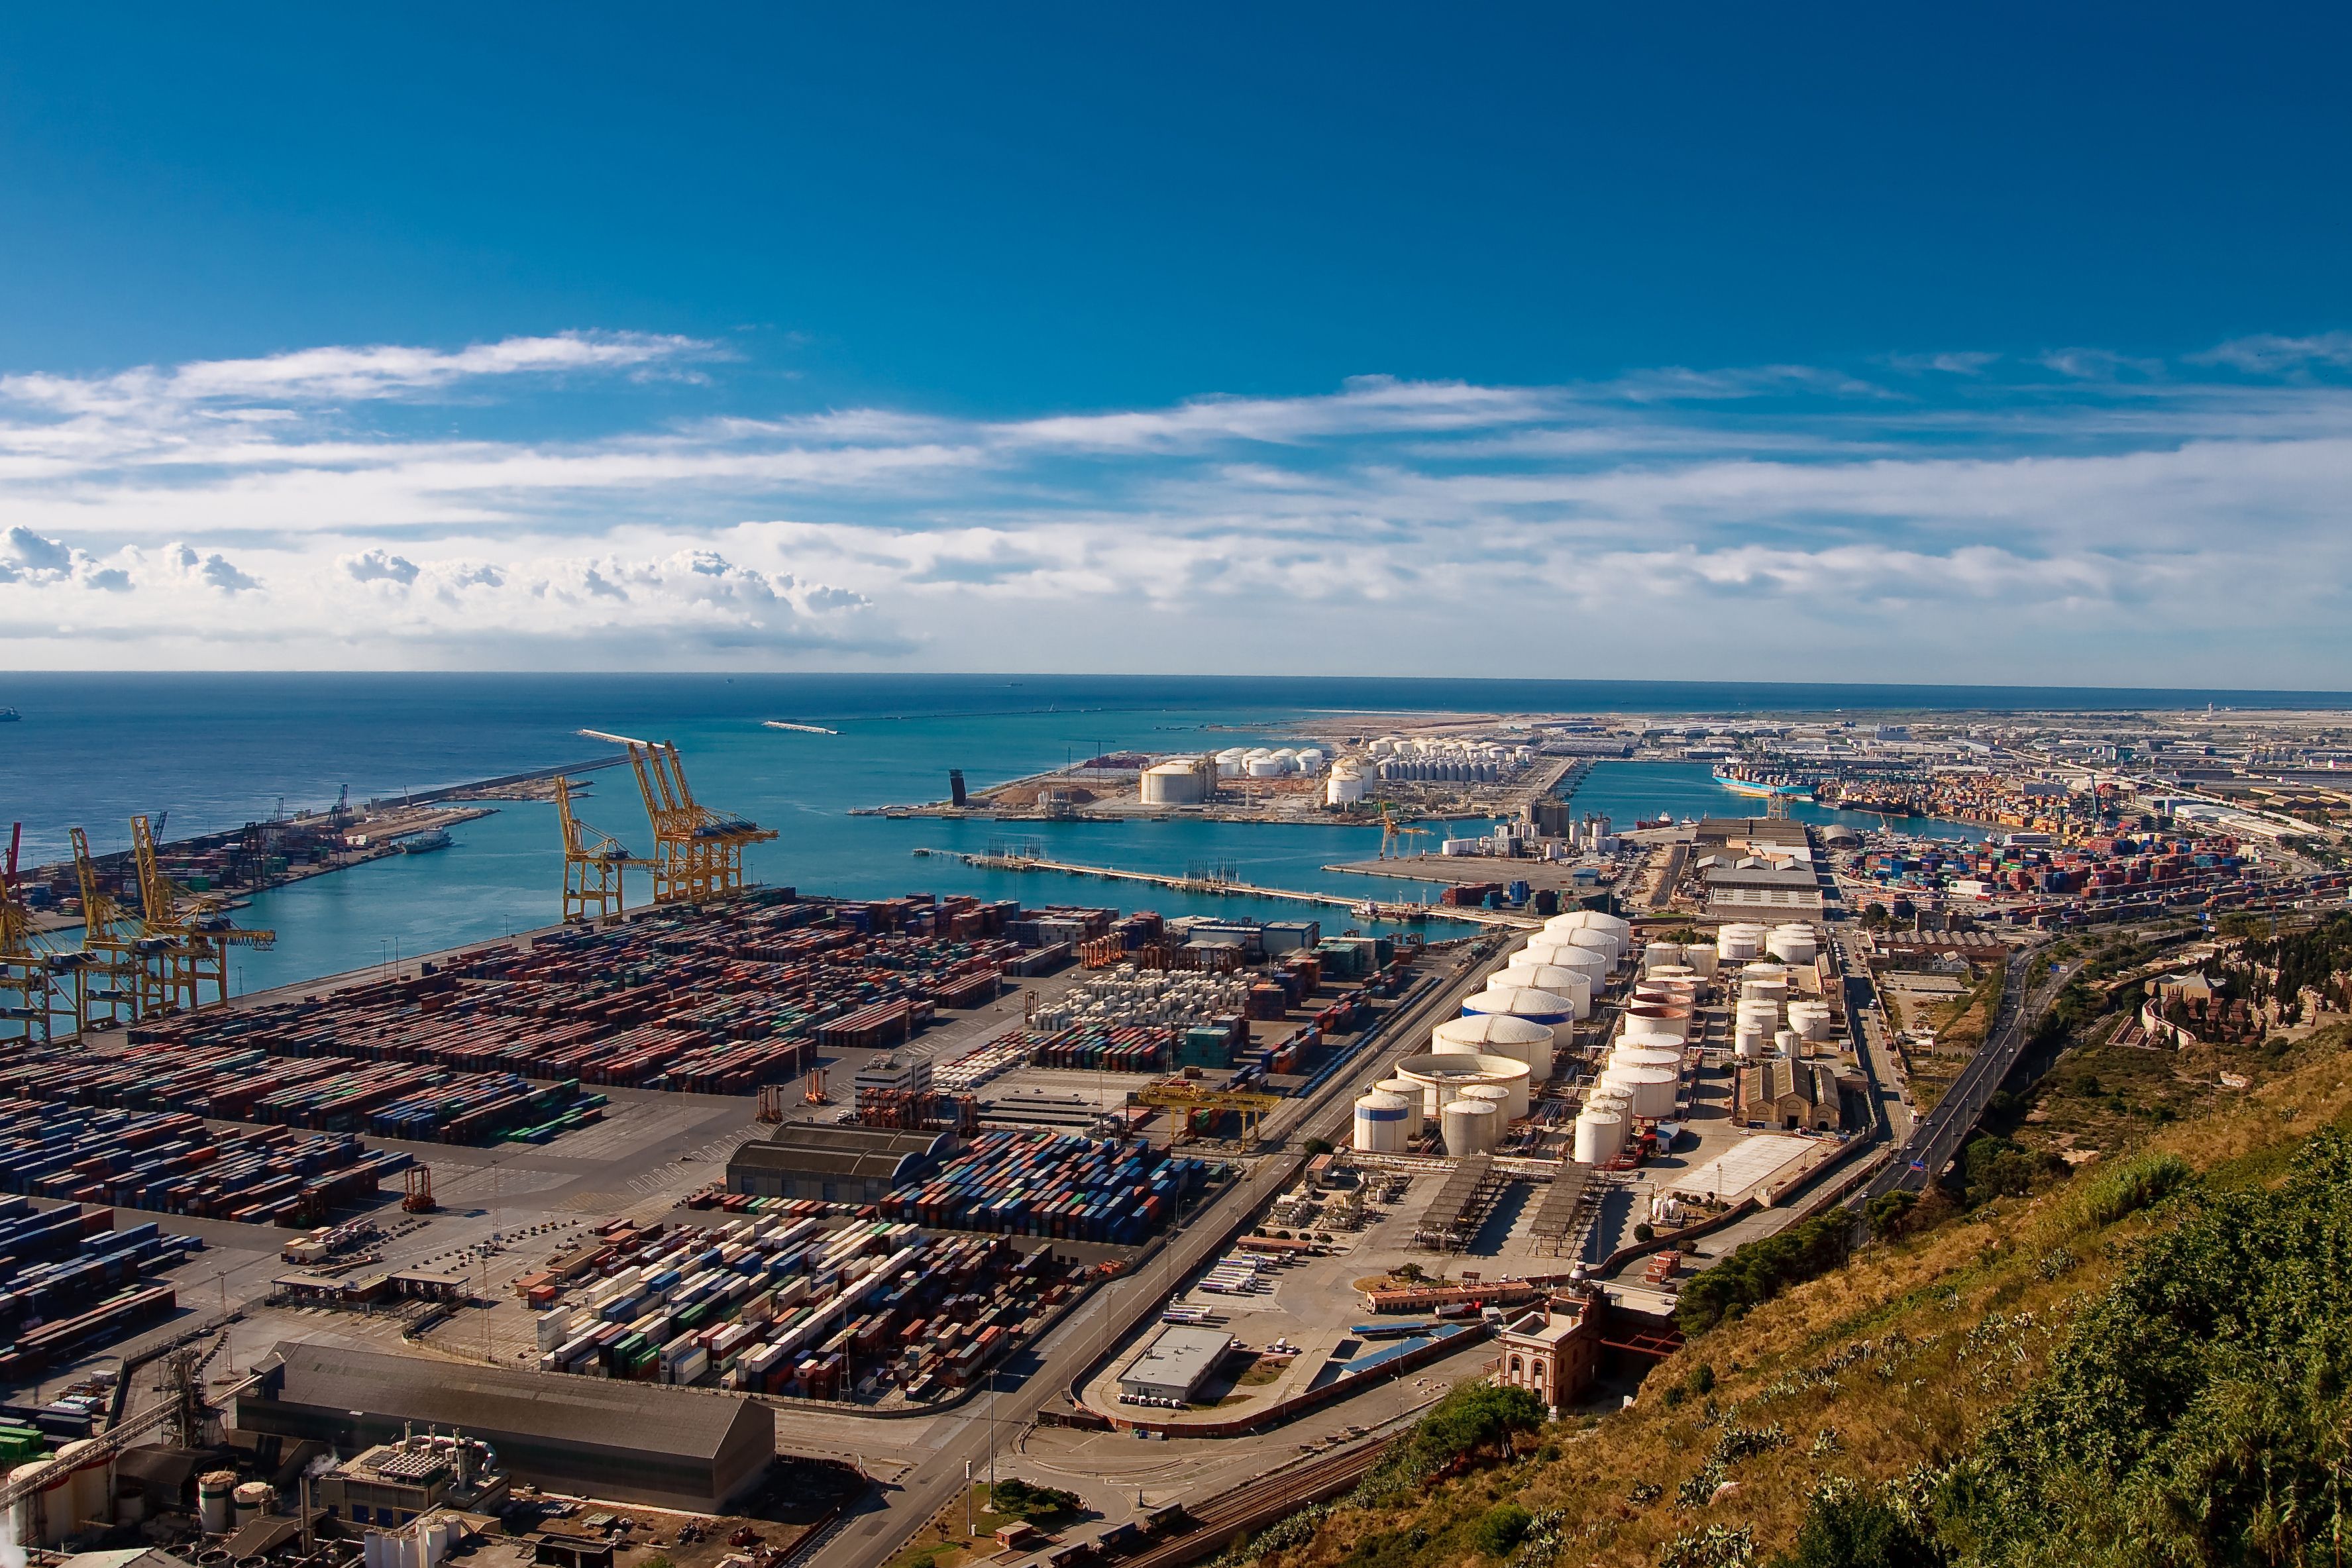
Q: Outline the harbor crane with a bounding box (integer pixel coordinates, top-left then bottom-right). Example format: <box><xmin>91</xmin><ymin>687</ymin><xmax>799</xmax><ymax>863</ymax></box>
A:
<box><xmin>553</xmin><ymin>775</ymin><xmax>653</xmax><ymax>923</ymax></box>
<box><xmin>1</xmin><ymin>824</ymin><xmax>72</xmax><ymax>1044</ymax></box>
<box><xmin>1377</xmin><ymin>807</ymin><xmax>1431</xmax><ymax>861</ymax></box>
<box><xmin>70</xmin><ymin>827</ymin><xmax>149</xmax><ymax>1031</ymax></box>
<box><xmin>1129</xmin><ymin>1080</ymin><xmax>1285</xmax><ymax>1145</ymax></box>
<box><xmin>129</xmin><ymin>813</ymin><xmax>274</xmax><ymax>1018</ymax></box>
<box><xmin>580</xmin><ymin>731</ymin><xmax>777</xmax><ymax>904</ymax></box>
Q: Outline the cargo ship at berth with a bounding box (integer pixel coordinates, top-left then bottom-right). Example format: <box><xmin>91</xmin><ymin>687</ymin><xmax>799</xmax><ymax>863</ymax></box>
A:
<box><xmin>1713</xmin><ymin>766</ymin><xmax>1805</xmax><ymax>798</ymax></box>
<box><xmin>400</xmin><ymin>829</ymin><xmax>453</xmax><ymax>854</ymax></box>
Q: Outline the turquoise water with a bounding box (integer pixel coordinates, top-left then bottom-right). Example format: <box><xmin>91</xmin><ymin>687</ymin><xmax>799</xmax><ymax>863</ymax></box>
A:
<box><xmin>1563</xmin><ymin>760</ymin><xmax>1988</xmax><ymax>843</ymax></box>
<box><xmin>0</xmin><ymin>674</ymin><xmax>2082</xmax><ymax>994</ymax></box>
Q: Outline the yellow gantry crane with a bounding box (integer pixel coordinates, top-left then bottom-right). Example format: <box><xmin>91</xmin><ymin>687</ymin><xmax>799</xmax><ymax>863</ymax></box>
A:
<box><xmin>582</xmin><ymin>732</ymin><xmax>776</xmax><ymax>904</ymax></box>
<box><xmin>553</xmin><ymin>776</ymin><xmax>653</xmax><ymax>923</ymax></box>
<box><xmin>128</xmin><ymin>813</ymin><xmax>274</xmax><ymax>1019</ymax></box>
<box><xmin>1377</xmin><ymin>806</ymin><xmax>1431</xmax><ymax>861</ymax></box>
<box><xmin>1</xmin><ymin>823</ymin><xmax>72</xmax><ymax>1044</ymax></box>
<box><xmin>1129</xmin><ymin>1080</ymin><xmax>1285</xmax><ymax>1145</ymax></box>
<box><xmin>70</xmin><ymin>826</ymin><xmax>149</xmax><ymax>1031</ymax></box>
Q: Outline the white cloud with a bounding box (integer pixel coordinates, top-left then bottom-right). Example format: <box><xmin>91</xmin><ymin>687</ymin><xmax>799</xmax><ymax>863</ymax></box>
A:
<box><xmin>4</xmin><ymin>329</ymin><xmax>2352</xmax><ymax>681</ymax></box>
<box><xmin>2193</xmin><ymin>331</ymin><xmax>2352</xmax><ymax>375</ymax></box>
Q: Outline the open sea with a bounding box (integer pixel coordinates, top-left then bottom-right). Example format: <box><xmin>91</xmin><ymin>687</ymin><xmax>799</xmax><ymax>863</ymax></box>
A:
<box><xmin>4</xmin><ymin>672</ymin><xmax>2338</xmax><ymax>995</ymax></box>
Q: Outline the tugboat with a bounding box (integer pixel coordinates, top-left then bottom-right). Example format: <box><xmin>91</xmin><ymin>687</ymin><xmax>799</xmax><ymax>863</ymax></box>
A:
<box><xmin>401</xmin><ymin>829</ymin><xmax>453</xmax><ymax>854</ymax></box>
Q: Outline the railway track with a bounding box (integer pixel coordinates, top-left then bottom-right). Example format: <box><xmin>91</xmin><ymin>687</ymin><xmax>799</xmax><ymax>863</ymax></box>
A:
<box><xmin>1120</xmin><ymin>1437</ymin><xmax>1396</xmax><ymax>1568</ymax></box>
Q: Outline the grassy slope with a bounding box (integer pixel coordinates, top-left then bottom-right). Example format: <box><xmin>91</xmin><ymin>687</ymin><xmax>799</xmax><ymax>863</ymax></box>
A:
<box><xmin>1254</xmin><ymin>1021</ymin><xmax>2352</xmax><ymax>1568</ymax></box>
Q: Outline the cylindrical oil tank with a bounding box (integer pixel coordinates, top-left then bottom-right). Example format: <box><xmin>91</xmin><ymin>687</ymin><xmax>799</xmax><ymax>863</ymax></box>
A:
<box><xmin>1787</xmin><ymin>1001</ymin><xmax>1835</xmax><ymax>1041</ymax></box>
<box><xmin>1602</xmin><ymin>1063</ymin><xmax>1680</xmax><ymax>1120</ymax></box>
<box><xmin>1640</xmin><ymin>942</ymin><xmax>1683</xmax><ymax>975</ymax></box>
<box><xmin>1734</xmin><ymin>1023</ymin><xmax>1768</xmax><ymax>1061</ymax></box>
<box><xmin>13</xmin><ymin>1459</ymin><xmax>68</xmax><ymax>1549</ymax></box>
<box><xmin>1353</xmin><ymin>1091</ymin><xmax>1411</xmax><ymax>1153</ymax></box>
<box><xmin>68</xmin><ymin>1440</ymin><xmax>113</xmax><ymax>1536</ymax></box>
<box><xmin>1441</xmin><ymin>1098</ymin><xmax>1500</xmax><ymax>1155</ymax></box>
<box><xmin>233</xmin><ymin>1481</ymin><xmax>271</xmax><ymax>1528</ymax></box>
<box><xmin>1574</xmin><ymin>1106</ymin><xmax>1625</xmax><ymax>1165</ymax></box>
<box><xmin>1460</xmin><ymin>987</ymin><xmax>1575</xmax><ymax>1065</ymax></box>
<box><xmin>1624</xmin><ymin>1004</ymin><xmax>1693</xmax><ymax>1041</ymax></box>
<box><xmin>1716</xmin><ymin>924</ymin><xmax>1764</xmax><ymax>963</ymax></box>
<box><xmin>1432</xmin><ymin>1012</ymin><xmax>1556</xmax><ymax>1082</ymax></box>
<box><xmin>1777</xmin><ymin>1028</ymin><xmax>1805</xmax><ymax>1058</ymax></box>
<box><xmin>1458</xmin><ymin>1083</ymin><xmax>1515</xmax><ymax>1124</ymax></box>
<box><xmin>1397</xmin><ymin>1051</ymin><xmax>1532</xmax><ymax>1120</ymax></box>
<box><xmin>1497</xmin><ymin>960</ymin><xmax>1595</xmax><ymax>1018</ymax></box>
<box><xmin>1374</xmin><ymin>1077</ymin><xmax>1426</xmax><ymax>1137</ymax></box>
<box><xmin>1550</xmin><ymin>910</ymin><xmax>1631</xmax><ymax>939</ymax></box>
<box><xmin>1552</xmin><ymin>927</ymin><xmax>1621</xmax><ymax>965</ymax></box>
<box><xmin>199</xmin><ymin>1471</ymin><xmax>236</xmax><ymax>1536</ymax></box>
<box><xmin>1610</xmin><ymin>1044</ymin><xmax>1684</xmax><ymax>1072</ymax></box>
<box><xmin>1768</xmin><ymin>924</ymin><xmax>1819</xmax><ymax>965</ymax></box>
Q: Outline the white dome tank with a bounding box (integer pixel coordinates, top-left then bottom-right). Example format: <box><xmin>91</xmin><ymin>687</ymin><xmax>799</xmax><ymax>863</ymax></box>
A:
<box><xmin>1441</xmin><ymin>1098</ymin><xmax>1500</xmax><ymax>1155</ymax></box>
<box><xmin>1716</xmin><ymin>924</ymin><xmax>1764</xmax><ymax>962</ymax></box>
<box><xmin>1353</xmin><ymin>1091</ymin><xmax>1411</xmax><ymax>1153</ymax></box>
<box><xmin>1787</xmin><ymin>1000</ymin><xmax>1834</xmax><ymax>1042</ymax></box>
<box><xmin>1601</xmin><ymin>1063</ymin><xmax>1680</xmax><ymax>1120</ymax></box>
<box><xmin>1397</xmin><ymin>1051</ymin><xmax>1532</xmax><ymax>1120</ymax></box>
<box><xmin>1461</xmin><ymin>986</ymin><xmax>1576</xmax><ymax>1063</ymax></box>
<box><xmin>1610</xmin><ymin>1044</ymin><xmax>1683</xmax><ymax>1072</ymax></box>
<box><xmin>1574</xmin><ymin>1106</ymin><xmax>1625</xmax><ymax>1165</ymax></box>
<box><xmin>1374</xmin><ymin>1076</ymin><xmax>1426</xmax><ymax>1136</ymax></box>
<box><xmin>1497</xmin><ymin>960</ymin><xmax>1596</xmax><ymax>1018</ymax></box>
<box><xmin>1432</xmin><ymin>1012</ymin><xmax>1556</xmax><ymax>1082</ymax></box>
<box><xmin>1768</xmin><ymin>924</ymin><xmax>1818</xmax><ymax>964</ymax></box>
<box><xmin>1458</xmin><ymin>1083</ymin><xmax>1515</xmax><ymax>1124</ymax></box>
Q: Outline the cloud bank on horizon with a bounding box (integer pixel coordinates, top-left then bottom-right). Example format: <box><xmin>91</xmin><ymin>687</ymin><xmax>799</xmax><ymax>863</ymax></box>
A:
<box><xmin>3</xmin><ymin>329</ymin><xmax>2349</xmax><ymax>687</ymax></box>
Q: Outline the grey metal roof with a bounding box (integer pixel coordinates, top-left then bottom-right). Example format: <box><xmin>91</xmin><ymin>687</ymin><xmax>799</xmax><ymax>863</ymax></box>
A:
<box><xmin>253</xmin><ymin>1342</ymin><xmax>763</xmax><ymax>1461</ymax></box>
<box><xmin>760</xmin><ymin>1123</ymin><xmax>952</xmax><ymax>1159</ymax></box>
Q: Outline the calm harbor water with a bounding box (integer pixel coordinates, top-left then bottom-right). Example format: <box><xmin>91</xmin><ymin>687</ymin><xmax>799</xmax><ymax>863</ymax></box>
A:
<box><xmin>0</xmin><ymin>672</ymin><xmax>2194</xmax><ymax>994</ymax></box>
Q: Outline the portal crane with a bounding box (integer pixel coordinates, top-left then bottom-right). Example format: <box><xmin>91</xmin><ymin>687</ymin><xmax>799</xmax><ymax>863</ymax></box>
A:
<box><xmin>1129</xmin><ymin>1080</ymin><xmax>1285</xmax><ymax>1145</ymax></box>
<box><xmin>1</xmin><ymin>824</ymin><xmax>71</xmax><ymax>1044</ymax></box>
<box><xmin>130</xmin><ymin>814</ymin><xmax>274</xmax><ymax>1017</ymax></box>
<box><xmin>582</xmin><ymin>731</ymin><xmax>778</xmax><ymax>904</ymax></box>
<box><xmin>553</xmin><ymin>775</ymin><xmax>653</xmax><ymax>923</ymax></box>
<box><xmin>70</xmin><ymin>827</ymin><xmax>148</xmax><ymax>1031</ymax></box>
<box><xmin>1378</xmin><ymin>807</ymin><xmax>1431</xmax><ymax>861</ymax></box>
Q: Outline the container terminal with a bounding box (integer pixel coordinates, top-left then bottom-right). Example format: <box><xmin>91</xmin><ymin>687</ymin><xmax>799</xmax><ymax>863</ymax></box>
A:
<box><xmin>3</xmin><ymin>712</ymin><xmax>2350</xmax><ymax>1568</ymax></box>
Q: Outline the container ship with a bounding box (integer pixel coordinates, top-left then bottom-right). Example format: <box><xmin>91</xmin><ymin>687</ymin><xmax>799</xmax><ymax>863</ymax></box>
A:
<box><xmin>400</xmin><ymin>829</ymin><xmax>453</xmax><ymax>854</ymax></box>
<box><xmin>1712</xmin><ymin>766</ymin><xmax>1804</xmax><ymax>798</ymax></box>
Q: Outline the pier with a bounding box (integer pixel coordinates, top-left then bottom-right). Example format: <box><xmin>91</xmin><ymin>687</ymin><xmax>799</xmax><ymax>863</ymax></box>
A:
<box><xmin>935</xmin><ymin>850</ymin><xmax>1541</xmax><ymax>929</ymax></box>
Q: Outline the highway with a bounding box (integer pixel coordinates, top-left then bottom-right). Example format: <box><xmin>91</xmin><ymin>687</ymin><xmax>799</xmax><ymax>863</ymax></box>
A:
<box><xmin>1858</xmin><ymin>943</ymin><xmax>2075</xmax><ymax>1202</ymax></box>
<box><xmin>798</xmin><ymin>939</ymin><xmax>1515</xmax><ymax>1568</ymax></box>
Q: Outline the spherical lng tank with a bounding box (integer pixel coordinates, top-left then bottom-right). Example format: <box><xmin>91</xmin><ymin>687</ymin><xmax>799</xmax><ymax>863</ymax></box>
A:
<box><xmin>1432</xmin><ymin>1012</ymin><xmax>1556</xmax><ymax>1082</ymax></box>
<box><xmin>1375</xmin><ymin>1076</ymin><xmax>1426</xmax><ymax>1137</ymax></box>
<box><xmin>1574</xmin><ymin>1105</ymin><xmax>1625</xmax><ymax>1165</ymax></box>
<box><xmin>1601</xmin><ymin>1063</ymin><xmax>1680</xmax><ymax>1120</ymax></box>
<box><xmin>1352</xmin><ymin>1091</ymin><xmax>1412</xmax><ymax>1154</ymax></box>
<box><xmin>1767</xmin><ymin>924</ymin><xmax>1819</xmax><ymax>965</ymax></box>
<box><xmin>1397</xmin><ymin>1051</ymin><xmax>1532</xmax><ymax>1120</ymax></box>
<box><xmin>1442</xmin><ymin>1098</ymin><xmax>1500</xmax><ymax>1155</ymax></box>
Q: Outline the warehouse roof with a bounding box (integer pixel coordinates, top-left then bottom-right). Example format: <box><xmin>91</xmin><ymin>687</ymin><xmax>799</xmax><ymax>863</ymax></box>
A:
<box><xmin>250</xmin><ymin>1341</ymin><xmax>765</xmax><ymax>1462</ymax></box>
<box><xmin>1120</xmin><ymin>1326</ymin><xmax>1234</xmax><ymax>1396</ymax></box>
<box><xmin>731</xmin><ymin>1122</ymin><xmax>952</xmax><ymax>1182</ymax></box>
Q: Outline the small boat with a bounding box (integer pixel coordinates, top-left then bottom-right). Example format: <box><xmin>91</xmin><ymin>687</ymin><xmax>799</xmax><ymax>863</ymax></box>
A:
<box><xmin>0</xmin><ymin>708</ymin><xmax>18</xmax><ymax>722</ymax></box>
<box><xmin>401</xmin><ymin>829</ymin><xmax>453</xmax><ymax>854</ymax></box>
<box><xmin>763</xmin><ymin>720</ymin><xmax>839</xmax><ymax>735</ymax></box>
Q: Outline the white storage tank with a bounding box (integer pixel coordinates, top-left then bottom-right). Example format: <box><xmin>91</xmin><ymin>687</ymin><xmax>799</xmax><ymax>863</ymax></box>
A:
<box><xmin>1497</xmin><ymin>959</ymin><xmax>1595</xmax><ymax>1018</ymax></box>
<box><xmin>1776</xmin><ymin>1028</ymin><xmax>1805</xmax><ymax>1058</ymax></box>
<box><xmin>1326</xmin><ymin>766</ymin><xmax>1367</xmax><ymax>806</ymax></box>
<box><xmin>1602</xmin><ymin>1063</ymin><xmax>1680</xmax><ymax>1120</ymax></box>
<box><xmin>1375</xmin><ymin>1076</ymin><xmax>1426</xmax><ymax>1136</ymax></box>
<box><xmin>233</xmin><ymin>1481</ymin><xmax>272</xmax><ymax>1529</ymax></box>
<box><xmin>1574</xmin><ymin>1106</ymin><xmax>1625</xmax><ymax>1165</ymax></box>
<box><xmin>1432</xmin><ymin>1012</ymin><xmax>1556</xmax><ymax>1082</ymax></box>
<box><xmin>1788</xmin><ymin>1000</ymin><xmax>1835</xmax><ymax>1041</ymax></box>
<box><xmin>1295</xmin><ymin>748</ymin><xmax>1326</xmax><ymax>773</ymax></box>
<box><xmin>1441</xmin><ymin>1098</ymin><xmax>1500</xmax><ymax>1155</ymax></box>
<box><xmin>198</xmin><ymin>1470</ymin><xmax>235</xmax><ymax>1535</ymax></box>
<box><xmin>1716</xmin><ymin>924</ymin><xmax>1764</xmax><ymax>963</ymax></box>
<box><xmin>1461</xmin><ymin>985</ymin><xmax>1577</xmax><ymax>1053</ymax></box>
<box><xmin>1353</xmin><ymin>1091</ymin><xmax>1412</xmax><ymax>1154</ymax></box>
<box><xmin>1458</xmin><ymin>1082</ymin><xmax>1515</xmax><ymax>1124</ymax></box>
<box><xmin>1610</xmin><ymin>1044</ymin><xmax>1684</xmax><ymax>1072</ymax></box>
<box><xmin>1397</xmin><ymin>1051</ymin><xmax>1532</xmax><ymax>1120</ymax></box>
<box><xmin>1623</xmin><ymin>1003</ymin><xmax>1693</xmax><ymax>1041</ymax></box>
<box><xmin>1768</xmin><ymin>924</ymin><xmax>1819</xmax><ymax>965</ymax></box>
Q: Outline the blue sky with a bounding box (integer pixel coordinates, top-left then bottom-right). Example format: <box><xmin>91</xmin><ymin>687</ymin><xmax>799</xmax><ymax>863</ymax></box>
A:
<box><xmin>2</xmin><ymin>5</ymin><xmax>2350</xmax><ymax>683</ymax></box>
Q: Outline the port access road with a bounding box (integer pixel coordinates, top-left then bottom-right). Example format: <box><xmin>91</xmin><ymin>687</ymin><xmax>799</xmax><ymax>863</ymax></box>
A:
<box><xmin>795</xmin><ymin>939</ymin><xmax>1518</xmax><ymax>1568</ymax></box>
<box><xmin>1858</xmin><ymin>943</ymin><xmax>2074</xmax><ymax>1204</ymax></box>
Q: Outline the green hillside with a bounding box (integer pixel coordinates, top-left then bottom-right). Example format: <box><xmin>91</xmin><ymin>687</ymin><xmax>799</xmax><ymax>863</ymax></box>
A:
<box><xmin>1231</xmin><ymin>1016</ymin><xmax>2352</xmax><ymax>1568</ymax></box>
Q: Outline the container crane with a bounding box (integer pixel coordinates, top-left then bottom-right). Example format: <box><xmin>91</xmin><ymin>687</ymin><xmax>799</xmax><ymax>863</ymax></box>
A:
<box><xmin>553</xmin><ymin>775</ymin><xmax>652</xmax><ymax>923</ymax></box>
<box><xmin>70</xmin><ymin>827</ymin><xmax>149</xmax><ymax>1031</ymax></box>
<box><xmin>1378</xmin><ymin>807</ymin><xmax>1431</xmax><ymax>860</ymax></box>
<box><xmin>130</xmin><ymin>813</ymin><xmax>274</xmax><ymax>1017</ymax></box>
<box><xmin>1</xmin><ymin>824</ymin><xmax>72</xmax><ymax>1044</ymax></box>
<box><xmin>580</xmin><ymin>731</ymin><xmax>777</xmax><ymax>904</ymax></box>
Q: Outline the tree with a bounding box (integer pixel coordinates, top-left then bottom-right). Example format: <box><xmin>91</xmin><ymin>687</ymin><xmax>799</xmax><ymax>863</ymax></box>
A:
<box><xmin>1473</xmin><ymin>1504</ymin><xmax>1532</xmax><ymax>1557</ymax></box>
<box><xmin>1411</xmin><ymin>1383</ymin><xmax>1547</xmax><ymax>1470</ymax></box>
<box><xmin>1303</xmin><ymin>1136</ymin><xmax>1333</xmax><ymax>1157</ymax></box>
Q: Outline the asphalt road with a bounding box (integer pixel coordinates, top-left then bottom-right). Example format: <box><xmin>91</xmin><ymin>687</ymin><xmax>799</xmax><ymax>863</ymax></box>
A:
<box><xmin>1862</xmin><ymin>945</ymin><xmax>2074</xmax><ymax>1202</ymax></box>
<box><xmin>800</xmin><ymin>943</ymin><xmax>1512</xmax><ymax>1568</ymax></box>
